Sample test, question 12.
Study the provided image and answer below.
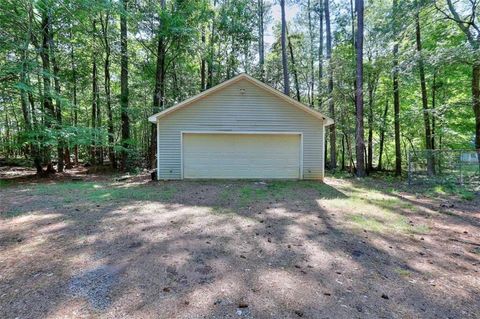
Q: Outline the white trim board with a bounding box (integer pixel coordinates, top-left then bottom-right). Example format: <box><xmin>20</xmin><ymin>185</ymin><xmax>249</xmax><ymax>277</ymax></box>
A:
<box><xmin>180</xmin><ymin>131</ymin><xmax>304</xmax><ymax>180</ymax></box>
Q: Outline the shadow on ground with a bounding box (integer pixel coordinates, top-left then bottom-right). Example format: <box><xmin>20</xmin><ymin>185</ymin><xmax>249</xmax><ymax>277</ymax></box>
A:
<box><xmin>0</xmin><ymin>175</ymin><xmax>479</xmax><ymax>318</ymax></box>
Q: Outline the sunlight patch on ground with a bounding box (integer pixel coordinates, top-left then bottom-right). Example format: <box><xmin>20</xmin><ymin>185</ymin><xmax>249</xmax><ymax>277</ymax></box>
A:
<box><xmin>318</xmin><ymin>180</ymin><xmax>430</xmax><ymax>235</ymax></box>
<box><xmin>7</xmin><ymin>212</ymin><xmax>64</xmax><ymax>223</ymax></box>
<box><xmin>256</xmin><ymin>268</ymin><xmax>323</xmax><ymax>308</ymax></box>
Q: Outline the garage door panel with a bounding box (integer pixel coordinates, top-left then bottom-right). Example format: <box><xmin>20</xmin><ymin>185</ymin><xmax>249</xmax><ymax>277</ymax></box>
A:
<box><xmin>183</xmin><ymin>133</ymin><xmax>301</xmax><ymax>179</ymax></box>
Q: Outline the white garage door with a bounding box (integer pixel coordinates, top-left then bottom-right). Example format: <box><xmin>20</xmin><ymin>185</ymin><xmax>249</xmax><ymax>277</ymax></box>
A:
<box><xmin>182</xmin><ymin>133</ymin><xmax>301</xmax><ymax>179</ymax></box>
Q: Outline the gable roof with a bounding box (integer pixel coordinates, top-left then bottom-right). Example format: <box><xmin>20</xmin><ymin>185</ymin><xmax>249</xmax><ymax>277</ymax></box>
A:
<box><xmin>148</xmin><ymin>73</ymin><xmax>334</xmax><ymax>126</ymax></box>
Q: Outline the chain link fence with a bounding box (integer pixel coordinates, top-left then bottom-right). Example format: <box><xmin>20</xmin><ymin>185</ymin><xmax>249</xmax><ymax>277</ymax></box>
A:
<box><xmin>408</xmin><ymin>150</ymin><xmax>480</xmax><ymax>190</ymax></box>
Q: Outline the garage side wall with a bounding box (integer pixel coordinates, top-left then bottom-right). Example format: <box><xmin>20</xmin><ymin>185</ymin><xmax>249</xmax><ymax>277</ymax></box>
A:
<box><xmin>157</xmin><ymin>79</ymin><xmax>325</xmax><ymax>180</ymax></box>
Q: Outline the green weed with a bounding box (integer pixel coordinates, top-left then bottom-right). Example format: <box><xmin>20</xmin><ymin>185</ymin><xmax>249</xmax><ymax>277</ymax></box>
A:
<box><xmin>0</xmin><ymin>179</ymin><xmax>12</xmax><ymax>188</ymax></box>
<box><xmin>32</xmin><ymin>181</ymin><xmax>176</xmax><ymax>203</ymax></box>
<box><xmin>394</xmin><ymin>268</ymin><xmax>411</xmax><ymax>277</ymax></box>
<box><xmin>1</xmin><ymin>208</ymin><xmax>28</xmax><ymax>218</ymax></box>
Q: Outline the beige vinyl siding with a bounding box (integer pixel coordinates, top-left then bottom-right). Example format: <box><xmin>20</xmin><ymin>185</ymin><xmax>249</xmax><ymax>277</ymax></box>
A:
<box><xmin>157</xmin><ymin>78</ymin><xmax>325</xmax><ymax>180</ymax></box>
<box><xmin>183</xmin><ymin>133</ymin><xmax>301</xmax><ymax>179</ymax></box>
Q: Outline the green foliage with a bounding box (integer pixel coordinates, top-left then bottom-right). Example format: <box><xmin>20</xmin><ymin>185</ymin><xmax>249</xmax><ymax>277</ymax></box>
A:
<box><xmin>0</xmin><ymin>179</ymin><xmax>12</xmax><ymax>188</ymax></box>
<box><xmin>429</xmin><ymin>183</ymin><xmax>476</xmax><ymax>201</ymax></box>
<box><xmin>0</xmin><ymin>0</ymin><xmax>478</xmax><ymax>175</ymax></box>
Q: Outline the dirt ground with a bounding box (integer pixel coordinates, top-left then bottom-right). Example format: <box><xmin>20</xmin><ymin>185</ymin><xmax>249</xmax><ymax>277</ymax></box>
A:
<box><xmin>1</xmin><ymin>168</ymin><xmax>479</xmax><ymax>319</ymax></box>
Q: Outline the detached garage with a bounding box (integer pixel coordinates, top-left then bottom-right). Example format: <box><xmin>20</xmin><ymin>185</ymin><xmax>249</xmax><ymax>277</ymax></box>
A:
<box><xmin>148</xmin><ymin>73</ymin><xmax>333</xmax><ymax>180</ymax></box>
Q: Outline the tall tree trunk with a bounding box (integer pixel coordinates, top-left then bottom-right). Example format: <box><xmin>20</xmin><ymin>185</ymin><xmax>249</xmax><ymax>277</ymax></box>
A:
<box><xmin>473</xmin><ymin>63</ymin><xmax>480</xmax><ymax>160</ymax></box>
<box><xmin>392</xmin><ymin>0</ymin><xmax>401</xmax><ymax>176</ymax></box>
<box><xmin>325</xmin><ymin>0</ymin><xmax>336</xmax><ymax>169</ymax></box>
<box><xmin>201</xmin><ymin>28</ymin><xmax>206</xmax><ymax>91</ymax></box>
<box><xmin>48</xmin><ymin>15</ymin><xmax>64</xmax><ymax>173</ymax></box>
<box><xmin>280</xmin><ymin>0</ymin><xmax>290</xmax><ymax>95</ymax></box>
<box><xmin>431</xmin><ymin>73</ymin><xmax>436</xmax><ymax>150</ymax></box>
<box><xmin>70</xmin><ymin>28</ymin><xmax>79</xmax><ymax>166</ymax></box>
<box><xmin>350</xmin><ymin>0</ymin><xmax>357</xmax><ymax>108</ymax></box>
<box><xmin>287</xmin><ymin>29</ymin><xmax>301</xmax><ymax>102</ymax></box>
<box><xmin>150</xmin><ymin>0</ymin><xmax>167</xmax><ymax>170</ymax></box>
<box><xmin>378</xmin><ymin>98</ymin><xmax>389</xmax><ymax>170</ymax></box>
<box><xmin>120</xmin><ymin>0</ymin><xmax>130</xmax><ymax>171</ymax></box>
<box><xmin>307</xmin><ymin>0</ymin><xmax>314</xmax><ymax>106</ymax></box>
<box><xmin>91</xmin><ymin>19</ymin><xmax>98</xmax><ymax>166</ymax></box>
<box><xmin>20</xmin><ymin>9</ymin><xmax>32</xmax><ymax>133</ymax></box>
<box><xmin>318</xmin><ymin>1</ymin><xmax>324</xmax><ymax>108</ymax></box>
<box><xmin>20</xmin><ymin>9</ymin><xmax>37</xmax><ymax>171</ymax></box>
<box><xmin>355</xmin><ymin>0</ymin><xmax>366</xmax><ymax>177</ymax></box>
<box><xmin>101</xmin><ymin>13</ymin><xmax>116</xmax><ymax>169</ymax></box>
<box><xmin>40</xmin><ymin>7</ymin><xmax>56</xmax><ymax>175</ymax></box>
<box><xmin>346</xmin><ymin>133</ymin><xmax>355</xmax><ymax>173</ymax></box>
<box><xmin>207</xmin><ymin>0</ymin><xmax>217</xmax><ymax>89</ymax></box>
<box><xmin>258</xmin><ymin>0</ymin><xmax>265</xmax><ymax>81</ymax></box>
<box><xmin>415</xmin><ymin>11</ymin><xmax>434</xmax><ymax>175</ymax></box>
<box><xmin>367</xmin><ymin>73</ymin><xmax>374</xmax><ymax>172</ymax></box>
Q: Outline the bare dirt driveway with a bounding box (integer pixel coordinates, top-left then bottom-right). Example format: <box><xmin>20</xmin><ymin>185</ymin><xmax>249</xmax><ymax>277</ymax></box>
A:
<box><xmin>1</xmin><ymin>173</ymin><xmax>479</xmax><ymax>318</ymax></box>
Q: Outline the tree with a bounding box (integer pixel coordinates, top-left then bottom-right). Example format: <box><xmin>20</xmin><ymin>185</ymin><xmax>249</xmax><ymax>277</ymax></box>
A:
<box><xmin>324</xmin><ymin>0</ymin><xmax>336</xmax><ymax>169</ymax></box>
<box><xmin>201</xmin><ymin>27</ymin><xmax>206</xmax><ymax>90</ymax></box>
<box><xmin>392</xmin><ymin>0</ymin><xmax>402</xmax><ymax>176</ymax></box>
<box><xmin>317</xmin><ymin>0</ymin><xmax>324</xmax><ymax>108</ymax></box>
<box><xmin>307</xmin><ymin>0</ymin><xmax>315</xmax><ymax>106</ymax></box>
<box><xmin>91</xmin><ymin>18</ymin><xmax>100</xmax><ymax>166</ymax></box>
<box><xmin>280</xmin><ymin>0</ymin><xmax>290</xmax><ymax>95</ymax></box>
<box><xmin>378</xmin><ymin>98</ymin><xmax>389</xmax><ymax>170</ymax></box>
<box><xmin>48</xmin><ymin>12</ymin><xmax>64</xmax><ymax>172</ymax></box>
<box><xmin>0</xmin><ymin>0</ymin><xmax>478</xmax><ymax>180</ymax></box>
<box><xmin>287</xmin><ymin>28</ymin><xmax>301</xmax><ymax>101</ymax></box>
<box><xmin>258</xmin><ymin>0</ymin><xmax>265</xmax><ymax>81</ymax></box>
<box><xmin>150</xmin><ymin>0</ymin><xmax>167</xmax><ymax>170</ymax></box>
<box><xmin>120</xmin><ymin>0</ymin><xmax>130</xmax><ymax>171</ymax></box>
<box><xmin>100</xmin><ymin>7</ymin><xmax>117</xmax><ymax>169</ymax></box>
<box><xmin>39</xmin><ymin>3</ymin><xmax>56</xmax><ymax>175</ymax></box>
<box><xmin>436</xmin><ymin>0</ymin><xmax>480</xmax><ymax>161</ymax></box>
<box><xmin>355</xmin><ymin>0</ymin><xmax>366</xmax><ymax>177</ymax></box>
<box><xmin>415</xmin><ymin>7</ymin><xmax>434</xmax><ymax>175</ymax></box>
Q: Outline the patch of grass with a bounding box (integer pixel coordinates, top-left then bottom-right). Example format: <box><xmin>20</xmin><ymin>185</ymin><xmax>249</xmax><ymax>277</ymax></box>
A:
<box><xmin>348</xmin><ymin>214</ymin><xmax>386</xmax><ymax>233</ymax></box>
<box><xmin>86</xmin><ymin>185</ymin><xmax>176</xmax><ymax>202</ymax></box>
<box><xmin>210</xmin><ymin>206</ymin><xmax>236</xmax><ymax>217</ymax></box>
<box><xmin>35</xmin><ymin>181</ymin><xmax>99</xmax><ymax>195</ymax></box>
<box><xmin>299</xmin><ymin>181</ymin><xmax>346</xmax><ymax>198</ymax></box>
<box><xmin>422</xmin><ymin>183</ymin><xmax>476</xmax><ymax>201</ymax></box>
<box><xmin>0</xmin><ymin>208</ymin><xmax>29</xmax><ymax>219</ymax></box>
<box><xmin>0</xmin><ymin>179</ymin><xmax>12</xmax><ymax>188</ymax></box>
<box><xmin>410</xmin><ymin>224</ymin><xmax>430</xmax><ymax>234</ymax></box>
<box><xmin>235</xmin><ymin>180</ymin><xmax>337</xmax><ymax>207</ymax></box>
<box><xmin>347</xmin><ymin>205</ymin><xmax>429</xmax><ymax>235</ymax></box>
<box><xmin>327</xmin><ymin>170</ymin><xmax>353</xmax><ymax>179</ymax></box>
<box><xmin>217</xmin><ymin>188</ymin><xmax>232</xmax><ymax>205</ymax></box>
<box><xmin>32</xmin><ymin>181</ymin><xmax>176</xmax><ymax>203</ymax></box>
<box><xmin>211</xmin><ymin>180</ymin><xmax>345</xmax><ymax>209</ymax></box>
<box><xmin>158</xmin><ymin>186</ymin><xmax>176</xmax><ymax>201</ymax></box>
<box><xmin>394</xmin><ymin>268</ymin><xmax>412</xmax><ymax>277</ymax></box>
<box><xmin>238</xmin><ymin>186</ymin><xmax>269</xmax><ymax>206</ymax></box>
<box><xmin>458</xmin><ymin>189</ymin><xmax>475</xmax><ymax>201</ymax></box>
<box><xmin>266</xmin><ymin>181</ymin><xmax>300</xmax><ymax>200</ymax></box>
<box><xmin>364</xmin><ymin>197</ymin><xmax>417</xmax><ymax>213</ymax></box>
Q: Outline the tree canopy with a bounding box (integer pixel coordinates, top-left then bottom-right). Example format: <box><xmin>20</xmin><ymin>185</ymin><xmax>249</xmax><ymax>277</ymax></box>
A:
<box><xmin>0</xmin><ymin>0</ymin><xmax>478</xmax><ymax>175</ymax></box>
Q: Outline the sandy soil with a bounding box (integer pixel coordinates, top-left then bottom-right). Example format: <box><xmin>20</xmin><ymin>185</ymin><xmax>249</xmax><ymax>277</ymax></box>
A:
<box><xmin>0</xmin><ymin>171</ymin><xmax>479</xmax><ymax>318</ymax></box>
